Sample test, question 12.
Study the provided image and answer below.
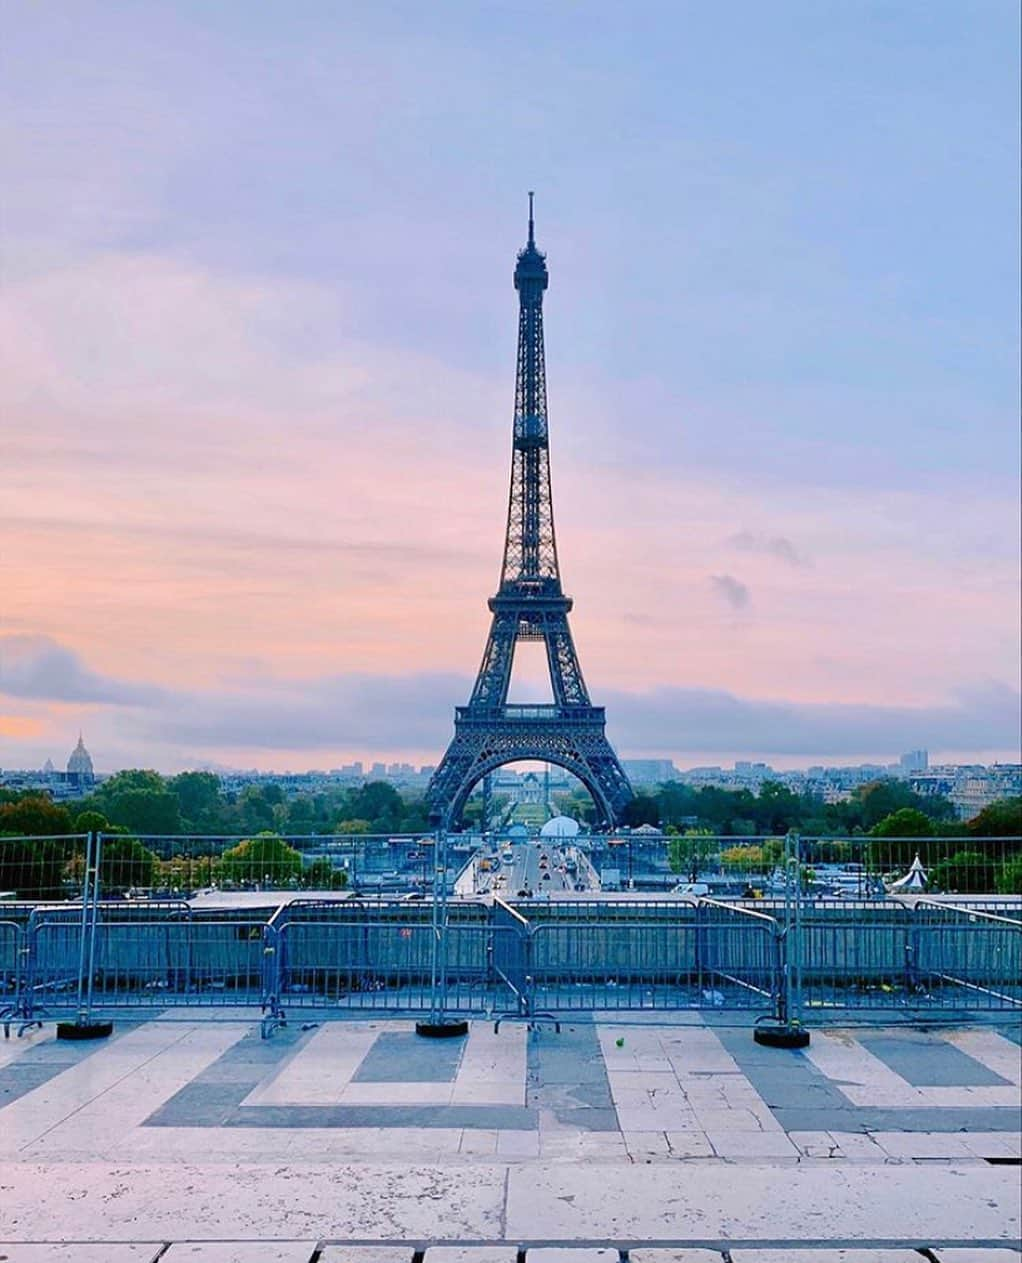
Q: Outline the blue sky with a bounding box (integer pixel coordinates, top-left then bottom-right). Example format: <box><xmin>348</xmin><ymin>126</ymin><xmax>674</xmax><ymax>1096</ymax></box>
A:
<box><xmin>1</xmin><ymin>2</ymin><xmax>1019</xmax><ymax>771</ymax></box>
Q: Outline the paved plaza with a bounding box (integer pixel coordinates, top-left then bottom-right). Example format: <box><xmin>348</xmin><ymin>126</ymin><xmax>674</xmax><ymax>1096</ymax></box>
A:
<box><xmin>0</xmin><ymin>1014</ymin><xmax>1018</xmax><ymax>1261</ymax></box>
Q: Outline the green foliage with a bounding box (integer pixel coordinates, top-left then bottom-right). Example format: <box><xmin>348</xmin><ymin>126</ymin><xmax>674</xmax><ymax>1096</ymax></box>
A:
<box><xmin>871</xmin><ymin>808</ymin><xmax>935</xmax><ymax>838</ymax></box>
<box><xmin>0</xmin><ymin>795</ymin><xmax>74</xmax><ymax>837</ymax></box>
<box><xmin>168</xmin><ymin>772</ymin><xmax>221</xmax><ymax>829</ymax></box>
<box><xmin>720</xmin><ymin>844</ymin><xmax>768</xmax><ymax>872</ymax></box>
<box><xmin>929</xmin><ymin>850</ymin><xmax>997</xmax><ymax>895</ymax></box>
<box><xmin>302</xmin><ymin>857</ymin><xmax>349</xmax><ymax>890</ymax></box>
<box><xmin>854</xmin><ymin>781</ymin><xmax>955</xmax><ymax>828</ymax></box>
<box><xmin>622</xmin><ymin>794</ymin><xmax>659</xmax><ymax>827</ymax></box>
<box><xmin>968</xmin><ymin>797</ymin><xmax>1022</xmax><ymax>837</ymax></box>
<box><xmin>667</xmin><ymin>830</ymin><xmax>715</xmax><ymax>880</ymax></box>
<box><xmin>99</xmin><ymin>769</ymin><xmax>166</xmax><ymax>796</ymax></box>
<box><xmin>0</xmin><ymin>836</ymin><xmax>74</xmax><ymax>900</ymax></box>
<box><xmin>995</xmin><ymin>855</ymin><xmax>1022</xmax><ymax>894</ymax></box>
<box><xmin>104</xmin><ymin>788</ymin><xmax>182</xmax><ymax>836</ymax></box>
<box><xmin>73</xmin><ymin>810</ymin><xmax>110</xmax><ymax>834</ymax></box>
<box><xmin>218</xmin><ymin>833</ymin><xmax>303</xmax><ymax>887</ymax></box>
<box><xmin>100</xmin><ymin>836</ymin><xmax>158</xmax><ymax>891</ymax></box>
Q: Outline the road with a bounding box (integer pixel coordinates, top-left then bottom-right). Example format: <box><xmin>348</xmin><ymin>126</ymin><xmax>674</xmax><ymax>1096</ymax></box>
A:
<box><xmin>483</xmin><ymin>842</ymin><xmax>592</xmax><ymax>897</ymax></box>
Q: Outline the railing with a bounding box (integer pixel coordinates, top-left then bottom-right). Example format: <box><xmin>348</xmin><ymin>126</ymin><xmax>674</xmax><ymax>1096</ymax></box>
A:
<box><xmin>1</xmin><ymin>830</ymin><xmax>1019</xmax><ymax>1037</ymax></box>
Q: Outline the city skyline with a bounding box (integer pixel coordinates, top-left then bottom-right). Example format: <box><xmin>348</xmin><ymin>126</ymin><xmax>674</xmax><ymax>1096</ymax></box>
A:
<box><xmin>2</xmin><ymin>4</ymin><xmax>1020</xmax><ymax>774</ymax></box>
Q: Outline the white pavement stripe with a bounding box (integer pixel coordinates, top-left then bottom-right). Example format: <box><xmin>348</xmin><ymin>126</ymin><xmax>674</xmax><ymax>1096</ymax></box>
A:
<box><xmin>451</xmin><ymin>1022</ymin><xmax>526</xmax><ymax>1106</ymax></box>
<box><xmin>942</xmin><ymin>1029</ymin><xmax>1022</xmax><ymax>1086</ymax></box>
<box><xmin>802</xmin><ymin>1032</ymin><xmax>922</xmax><ymax>1106</ymax></box>
<box><xmin>243</xmin><ymin>1023</ymin><xmax>384</xmax><ymax>1106</ymax></box>
<box><xmin>600</xmin><ymin>1024</ymin><xmax>781</xmax><ymax>1132</ymax></box>
<box><xmin>0</xmin><ymin>1027</ymin><xmax>55</xmax><ymax>1068</ymax></box>
<box><xmin>0</xmin><ymin>1022</ymin><xmax>247</xmax><ymax>1154</ymax></box>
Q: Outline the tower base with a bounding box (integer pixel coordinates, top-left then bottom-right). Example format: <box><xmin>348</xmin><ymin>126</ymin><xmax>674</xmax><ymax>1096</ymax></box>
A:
<box><xmin>428</xmin><ymin>705</ymin><xmax>632</xmax><ymax>828</ymax></box>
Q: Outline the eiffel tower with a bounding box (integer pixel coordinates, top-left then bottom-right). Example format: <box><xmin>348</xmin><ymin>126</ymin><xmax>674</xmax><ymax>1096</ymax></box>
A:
<box><xmin>427</xmin><ymin>198</ymin><xmax>633</xmax><ymax>829</ymax></box>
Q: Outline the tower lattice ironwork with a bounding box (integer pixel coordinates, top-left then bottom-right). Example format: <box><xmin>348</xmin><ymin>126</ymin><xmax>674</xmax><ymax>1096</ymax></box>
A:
<box><xmin>427</xmin><ymin>198</ymin><xmax>633</xmax><ymax>829</ymax></box>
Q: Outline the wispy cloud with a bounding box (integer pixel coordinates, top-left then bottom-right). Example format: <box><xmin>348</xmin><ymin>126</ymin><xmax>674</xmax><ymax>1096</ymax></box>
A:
<box><xmin>709</xmin><ymin>574</ymin><xmax>750</xmax><ymax>610</ymax></box>
<box><xmin>0</xmin><ymin>636</ymin><xmax>165</xmax><ymax>707</ymax></box>
<box><xmin>727</xmin><ymin>530</ymin><xmax>807</xmax><ymax>567</ymax></box>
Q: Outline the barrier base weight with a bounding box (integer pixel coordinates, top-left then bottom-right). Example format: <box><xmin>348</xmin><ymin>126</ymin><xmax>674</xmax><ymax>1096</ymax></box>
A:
<box><xmin>57</xmin><ymin>1020</ymin><xmax>114</xmax><ymax>1041</ymax></box>
<box><xmin>754</xmin><ymin>1022</ymin><xmax>810</xmax><ymax>1049</ymax></box>
<box><xmin>415</xmin><ymin>1020</ymin><xmax>469</xmax><ymax>1038</ymax></box>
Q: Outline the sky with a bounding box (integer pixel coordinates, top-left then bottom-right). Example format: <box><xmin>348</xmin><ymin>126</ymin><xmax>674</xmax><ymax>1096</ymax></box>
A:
<box><xmin>1</xmin><ymin>1</ymin><xmax>1019</xmax><ymax>775</ymax></box>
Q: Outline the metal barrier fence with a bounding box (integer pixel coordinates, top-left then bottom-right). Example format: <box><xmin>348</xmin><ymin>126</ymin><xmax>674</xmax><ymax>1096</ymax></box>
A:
<box><xmin>1</xmin><ymin>831</ymin><xmax>1019</xmax><ymax>1037</ymax></box>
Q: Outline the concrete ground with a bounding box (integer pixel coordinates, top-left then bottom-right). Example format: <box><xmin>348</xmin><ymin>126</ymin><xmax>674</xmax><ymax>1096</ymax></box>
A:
<box><xmin>0</xmin><ymin>1013</ymin><xmax>1018</xmax><ymax>1261</ymax></box>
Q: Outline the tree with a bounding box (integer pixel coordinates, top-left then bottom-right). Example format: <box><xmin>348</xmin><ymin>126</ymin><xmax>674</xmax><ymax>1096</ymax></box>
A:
<box><xmin>623</xmin><ymin>794</ymin><xmax>659</xmax><ymax>827</ymax></box>
<box><xmin>753</xmin><ymin>781</ymin><xmax>802</xmax><ymax>834</ymax></box>
<box><xmin>218</xmin><ymin>833</ymin><xmax>303</xmax><ymax>888</ymax></box>
<box><xmin>995</xmin><ymin>855</ymin><xmax>1022</xmax><ymax>895</ymax></box>
<box><xmin>0</xmin><ymin>837</ymin><xmax>72</xmax><ymax>900</ymax></box>
<box><xmin>168</xmin><ymin>772</ymin><xmax>222</xmax><ymax>830</ymax></box>
<box><xmin>968</xmin><ymin>798</ymin><xmax>1022</xmax><ymax>837</ymax></box>
<box><xmin>0</xmin><ymin>795</ymin><xmax>74</xmax><ymax>837</ymax></box>
<box><xmin>930</xmin><ymin>850</ymin><xmax>997</xmax><ymax>895</ymax></box>
<box><xmin>853</xmin><ymin>781</ymin><xmax>955</xmax><ymax>830</ymax></box>
<box><xmin>98</xmin><ymin>769</ymin><xmax>166</xmax><ymax>797</ymax></box>
<box><xmin>336</xmin><ymin>818</ymin><xmax>372</xmax><ymax>835</ymax></box>
<box><xmin>73</xmin><ymin>810</ymin><xmax>110</xmax><ymax>835</ymax></box>
<box><xmin>721</xmin><ymin>844</ymin><xmax>768</xmax><ymax>874</ymax></box>
<box><xmin>302</xmin><ymin>857</ymin><xmax>349</xmax><ymax>890</ymax></box>
<box><xmin>871</xmin><ymin>808</ymin><xmax>934</xmax><ymax>839</ymax></box>
<box><xmin>100</xmin><ymin>836</ymin><xmax>158</xmax><ymax>892</ymax></box>
<box><xmin>105</xmin><ymin>788</ymin><xmax>182</xmax><ymax>836</ymax></box>
<box><xmin>668</xmin><ymin>830</ymin><xmax>716</xmax><ymax>882</ymax></box>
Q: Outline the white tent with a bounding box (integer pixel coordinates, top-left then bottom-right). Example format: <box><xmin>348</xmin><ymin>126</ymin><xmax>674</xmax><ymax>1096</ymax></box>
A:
<box><xmin>889</xmin><ymin>853</ymin><xmax>928</xmax><ymax>892</ymax></box>
<box><xmin>540</xmin><ymin>815</ymin><xmax>580</xmax><ymax>838</ymax></box>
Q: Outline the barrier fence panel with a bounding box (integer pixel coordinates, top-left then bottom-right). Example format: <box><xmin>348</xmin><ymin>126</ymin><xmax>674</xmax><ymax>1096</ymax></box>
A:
<box><xmin>0</xmin><ymin>833</ymin><xmax>90</xmax><ymax>905</ymax></box>
<box><xmin>95</xmin><ymin>832</ymin><xmax>446</xmax><ymax>902</ymax></box>
<box><xmin>798</xmin><ymin>900</ymin><xmax>916</xmax><ymax>1012</ymax></box>
<box><xmin>0</xmin><ymin>919</ymin><xmax>25</xmax><ymax>1034</ymax></box>
<box><xmin>82</xmin><ymin>906</ymin><xmax>271</xmax><ymax>1015</ymax></box>
<box><xmin>492</xmin><ymin>898</ymin><xmax>532</xmax><ymax>1021</ymax></box>
<box><xmin>2</xmin><ymin>830</ymin><xmax>1020</xmax><ymax>1034</ymax></box>
<box><xmin>524</xmin><ymin>898</ymin><xmax>782</xmax><ymax>1014</ymax></box>
<box><xmin>263</xmin><ymin>899</ymin><xmax>508</xmax><ymax>1024</ymax></box>
<box><xmin>908</xmin><ymin>897</ymin><xmax>1022</xmax><ymax>1011</ymax></box>
<box><xmin>20</xmin><ymin>905</ymin><xmax>86</xmax><ymax>1028</ymax></box>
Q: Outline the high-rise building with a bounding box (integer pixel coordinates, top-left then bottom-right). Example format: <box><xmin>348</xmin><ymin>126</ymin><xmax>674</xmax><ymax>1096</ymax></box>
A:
<box><xmin>899</xmin><ymin>750</ymin><xmax>929</xmax><ymax>775</ymax></box>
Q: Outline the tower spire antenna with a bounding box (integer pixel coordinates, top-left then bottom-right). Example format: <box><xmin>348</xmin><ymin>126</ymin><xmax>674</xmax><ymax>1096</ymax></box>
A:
<box><xmin>528</xmin><ymin>190</ymin><xmax>535</xmax><ymax>246</ymax></box>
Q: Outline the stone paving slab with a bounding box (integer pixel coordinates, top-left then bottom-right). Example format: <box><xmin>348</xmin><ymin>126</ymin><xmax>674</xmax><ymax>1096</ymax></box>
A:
<box><xmin>932</xmin><ymin>1251</ymin><xmax>1022</xmax><ymax>1261</ymax></box>
<box><xmin>161</xmin><ymin>1246</ymin><xmax>317</xmax><ymax>1262</ymax></box>
<box><xmin>318</xmin><ymin>1248</ymin><xmax>418</xmax><ymax>1262</ymax></box>
<box><xmin>0</xmin><ymin>1248</ymin><xmax>162</xmax><ymax>1262</ymax></box>
<box><xmin>504</xmin><ymin>1164</ymin><xmax>1020</xmax><ymax>1242</ymax></box>
<box><xmin>421</xmin><ymin>1249</ymin><xmax>516</xmax><ymax>1261</ymax></box>
<box><xmin>0</xmin><ymin>1164</ymin><xmax>506</xmax><ymax>1241</ymax></box>
<box><xmin>729</xmin><ymin>1252</ymin><xmax>927</xmax><ymax>1262</ymax></box>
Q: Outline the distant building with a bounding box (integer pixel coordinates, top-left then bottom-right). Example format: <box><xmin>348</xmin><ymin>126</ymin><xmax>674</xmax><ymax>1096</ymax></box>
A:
<box><xmin>620</xmin><ymin>759</ymin><xmax>678</xmax><ymax>786</ymax></box>
<box><xmin>66</xmin><ymin>734</ymin><xmax>95</xmax><ymax>787</ymax></box>
<box><xmin>899</xmin><ymin>749</ymin><xmax>928</xmax><ymax>775</ymax></box>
